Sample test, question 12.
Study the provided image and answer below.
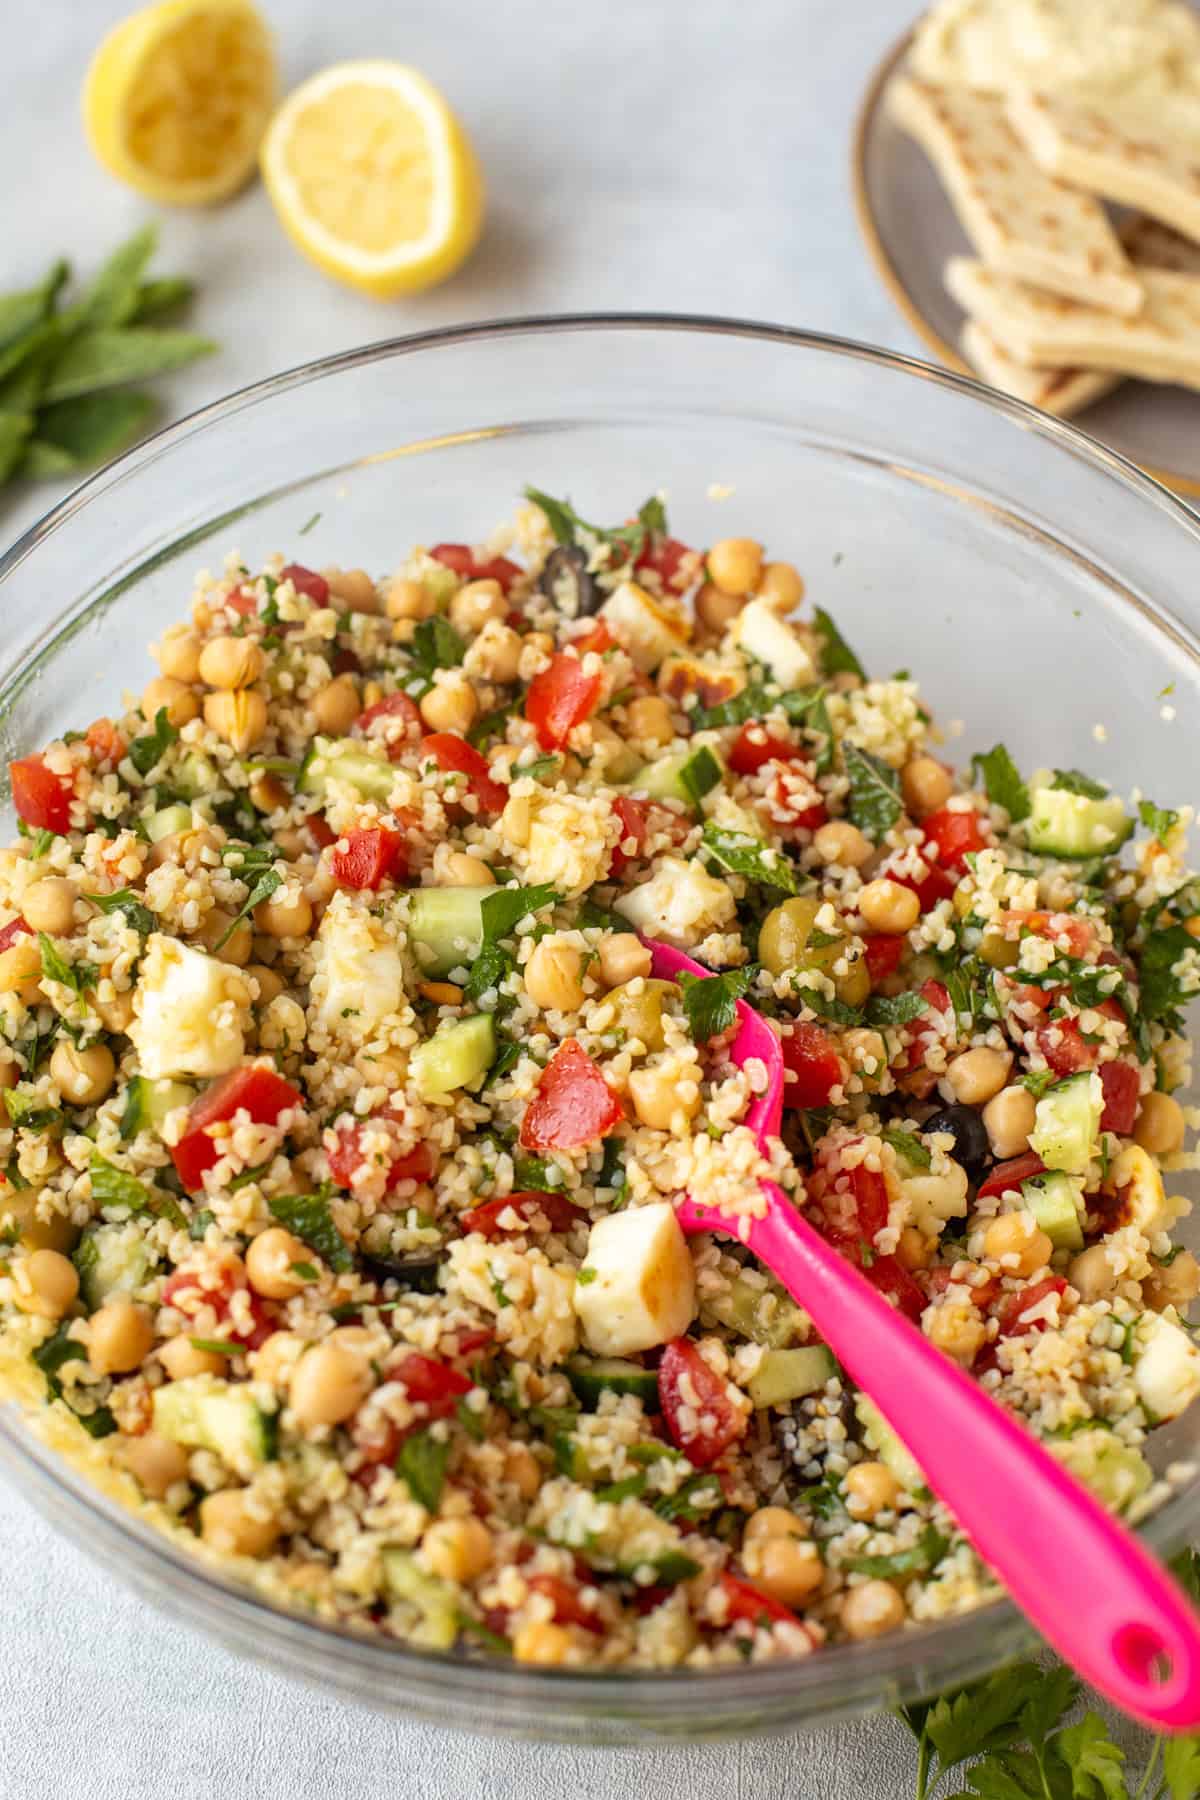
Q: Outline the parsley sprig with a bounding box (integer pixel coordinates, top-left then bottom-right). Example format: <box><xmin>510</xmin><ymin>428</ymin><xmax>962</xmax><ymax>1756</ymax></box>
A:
<box><xmin>678</xmin><ymin>967</ymin><xmax>756</xmax><ymax>1042</ymax></box>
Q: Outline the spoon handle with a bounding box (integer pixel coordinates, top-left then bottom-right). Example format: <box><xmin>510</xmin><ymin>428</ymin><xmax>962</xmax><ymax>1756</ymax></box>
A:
<box><xmin>681</xmin><ymin>1185</ymin><xmax>1200</xmax><ymax>1731</ymax></box>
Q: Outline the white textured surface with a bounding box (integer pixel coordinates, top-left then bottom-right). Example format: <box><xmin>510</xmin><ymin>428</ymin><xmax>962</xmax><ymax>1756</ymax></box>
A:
<box><xmin>0</xmin><ymin>2</ymin><xmax>1122</xmax><ymax>1795</ymax></box>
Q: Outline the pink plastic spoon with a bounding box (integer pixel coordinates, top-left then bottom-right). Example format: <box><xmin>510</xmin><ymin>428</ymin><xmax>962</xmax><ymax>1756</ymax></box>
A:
<box><xmin>647</xmin><ymin>938</ymin><xmax>1200</xmax><ymax>1730</ymax></box>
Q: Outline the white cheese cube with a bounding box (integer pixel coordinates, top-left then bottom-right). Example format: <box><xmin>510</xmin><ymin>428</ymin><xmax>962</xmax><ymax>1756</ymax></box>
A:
<box><xmin>311</xmin><ymin>894</ymin><xmax>406</xmax><ymax>1040</ymax></box>
<box><xmin>733</xmin><ymin>598</ymin><xmax>814</xmax><ymax>688</ymax></box>
<box><xmin>599</xmin><ymin>580</ymin><xmax>691</xmax><ymax>673</ymax></box>
<box><xmin>614</xmin><ymin>855</ymin><xmax>735</xmax><ymax>948</ymax></box>
<box><xmin>574</xmin><ymin>1202</ymin><xmax>697</xmax><ymax>1356</ymax></box>
<box><xmin>130</xmin><ymin>936</ymin><xmax>251</xmax><ymax>1080</ymax></box>
<box><xmin>1133</xmin><ymin>1313</ymin><xmax>1200</xmax><ymax>1422</ymax></box>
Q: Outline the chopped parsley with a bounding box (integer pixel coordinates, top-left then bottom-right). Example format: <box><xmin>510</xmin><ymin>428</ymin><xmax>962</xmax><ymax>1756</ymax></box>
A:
<box><xmin>1138</xmin><ymin>799</ymin><xmax>1179</xmax><ymax>840</ymax></box>
<box><xmin>523</xmin><ymin>486</ymin><xmax>668</xmax><ymax>568</ymax></box>
<box><xmin>268</xmin><ymin>1189</ymin><xmax>353</xmax><ymax>1273</ymax></box>
<box><xmin>395</xmin><ymin>1427</ymin><xmax>450</xmax><ymax>1513</ymax></box>
<box><xmin>700</xmin><ymin>823</ymin><xmax>800</xmax><ymax>893</ymax></box>
<box><xmin>38</xmin><ymin>933</ymin><xmax>96</xmax><ymax>995</ymax></box>
<box><xmin>128</xmin><ymin>706</ymin><xmax>178</xmax><ymax>777</ymax></box>
<box><xmin>83</xmin><ymin>888</ymin><xmax>155</xmax><ymax>935</ymax></box>
<box><xmin>1050</xmin><ymin>768</ymin><xmax>1108</xmax><ymax>800</ymax></box>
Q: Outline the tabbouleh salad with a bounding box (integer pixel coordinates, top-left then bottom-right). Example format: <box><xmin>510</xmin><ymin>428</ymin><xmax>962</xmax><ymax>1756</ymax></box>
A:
<box><xmin>1</xmin><ymin>489</ymin><xmax>1199</xmax><ymax>1669</ymax></box>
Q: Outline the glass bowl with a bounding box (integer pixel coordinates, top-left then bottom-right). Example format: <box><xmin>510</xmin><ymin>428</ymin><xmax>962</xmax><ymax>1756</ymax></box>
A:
<box><xmin>3</xmin><ymin>316</ymin><xmax>1200</xmax><ymax>1744</ymax></box>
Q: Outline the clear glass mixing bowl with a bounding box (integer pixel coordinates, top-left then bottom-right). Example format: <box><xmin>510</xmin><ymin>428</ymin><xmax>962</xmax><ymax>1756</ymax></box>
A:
<box><xmin>2</xmin><ymin>316</ymin><xmax>1200</xmax><ymax>1743</ymax></box>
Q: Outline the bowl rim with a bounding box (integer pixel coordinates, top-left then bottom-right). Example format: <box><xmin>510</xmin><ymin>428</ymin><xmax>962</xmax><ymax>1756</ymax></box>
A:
<box><xmin>4</xmin><ymin>310</ymin><xmax>1200</xmax><ymax>1726</ymax></box>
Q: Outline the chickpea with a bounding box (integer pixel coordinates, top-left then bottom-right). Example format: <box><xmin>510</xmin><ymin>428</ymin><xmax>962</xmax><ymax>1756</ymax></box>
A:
<box><xmin>525</xmin><ymin>941</ymin><xmax>585</xmax><ymax>1012</ymax></box>
<box><xmin>155</xmin><ymin>627</ymin><xmax>202</xmax><ymax>683</ymax></box>
<box><xmin>694</xmin><ymin>583</ymin><xmax>745</xmax><ymax>634</ymax></box>
<box><xmin>858</xmin><ymin>879</ymin><xmax>920</xmax><ymax>935</ymax></box>
<box><xmin>22</xmin><ymin>877</ymin><xmax>78</xmax><ymax>936</ymax></box>
<box><xmin>597</xmin><ymin>933</ymin><xmax>652</xmax><ymax>988</ymax></box>
<box><xmin>256</xmin><ymin>888</ymin><xmax>314</xmax><ymax>940</ymax></box>
<box><xmin>148</xmin><ymin>824</ymin><xmax>219</xmax><ymax>872</ymax></box>
<box><xmin>204</xmin><ymin>689</ymin><xmax>268</xmax><ymax>752</ymax></box>
<box><xmin>742</xmin><ymin>1535</ymin><xmax>824</xmax><ymax>1607</ymax></box>
<box><xmin>901</xmin><ymin>756</ymin><xmax>953</xmax><ymax>817</ymax></box>
<box><xmin>386</xmin><ymin>577</ymin><xmax>437</xmax><ymax>622</ymax></box>
<box><xmin>422</xmin><ymin>1517</ymin><xmax>493</xmax><ymax>1580</ymax></box>
<box><xmin>895</xmin><ymin>1227</ymin><xmax>932</xmax><ymax>1272</ymax></box>
<box><xmin>513</xmin><ymin>1620</ymin><xmax>572</xmax><ymax>1665</ymax></box>
<box><xmin>249</xmin><ymin>772</ymin><xmax>289</xmax><ymax>813</ymax></box>
<box><xmin>812</xmin><ymin>820</ymin><xmax>872</xmax><ymax>869</ymax></box>
<box><xmin>419</xmin><ymin>672</ymin><xmax>477</xmax><ymax>735</ymax></box>
<box><xmin>926</xmin><ymin>1301</ymin><xmax>987</xmax><ymax>1367</ymax></box>
<box><xmin>194</xmin><ymin>908</ymin><xmax>253</xmax><ymax>967</ymax></box>
<box><xmin>625</xmin><ymin>694</ymin><xmax>675</xmax><ymax>748</ymax></box>
<box><xmin>160</xmin><ymin>1337</ymin><xmax>227</xmax><ymax>1379</ymax></box>
<box><xmin>844</xmin><ymin>1461</ymin><xmax>901</xmax><ymax>1519</ymax></box>
<box><xmin>0</xmin><ymin>936</ymin><xmax>45</xmax><ymax>999</ymax></box>
<box><xmin>88</xmin><ymin>1299</ymin><xmax>154</xmax><ymax>1376</ymax></box>
<box><xmin>450</xmin><ymin>579</ymin><xmax>506</xmax><ymax>637</ymax></box>
<box><xmin>324</xmin><ymin>566</ymin><xmax>378</xmax><ymax>614</ymax></box>
<box><xmin>469</xmin><ymin>619</ymin><xmax>522</xmax><ymax>684</ymax></box>
<box><xmin>843</xmin><ymin>1027</ymin><xmax>886</xmax><ymax>1089</ymax></box>
<box><xmin>197</xmin><ymin>635</ymin><xmax>266</xmax><ymax>691</ymax></box>
<box><xmin>629</xmin><ymin>1064</ymin><xmax>700</xmax><ymax>1130</ymax></box>
<box><xmin>707</xmin><ymin>537</ymin><xmax>763</xmax><ymax>596</ymax></box>
<box><xmin>443</xmin><ymin>853</ymin><xmax>495</xmax><ymax>887</ymax></box>
<box><xmin>982</xmin><ymin>1085</ymin><xmax>1036</xmax><ymax>1159</ymax></box>
<box><xmin>289</xmin><ymin>1341</ymin><xmax>374</xmax><ymax>1429</ymax></box>
<box><xmin>500</xmin><ymin>794</ymin><xmax>532</xmax><ymax>846</ymax></box>
<box><xmin>50</xmin><ymin>1040</ymin><xmax>115</xmax><ymax>1106</ymax></box>
<box><xmin>1144</xmin><ymin>1249</ymin><xmax>1200</xmax><ymax>1313</ymax></box>
<box><xmin>945</xmin><ymin>1046</ymin><xmax>1012</xmax><ymax>1107</ymax></box>
<box><xmin>91</xmin><ymin>987</ymin><xmax>136</xmax><ymax>1033</ymax></box>
<box><xmin>841</xmin><ymin>1580</ymin><xmax>906</xmax><ymax>1639</ymax></box>
<box><xmin>1134</xmin><ymin>1091</ymin><xmax>1186</xmax><ymax>1157</ymax></box>
<box><xmin>504</xmin><ymin>1442</ymin><xmax>542</xmax><ymax>1500</ymax></box>
<box><xmin>744</xmin><ymin>1506</ymin><xmax>809</xmax><ymax>1544</ymax></box>
<box><xmin>246</xmin><ymin>1227</ymin><xmax>312</xmax><ymax>1301</ymax></box>
<box><xmin>0</xmin><ymin>1054</ymin><xmax>18</xmax><ymax>1092</ymax></box>
<box><xmin>983</xmin><ymin>1212</ymin><xmax>1053</xmax><ymax>1277</ymax></box>
<box><xmin>250</xmin><ymin>1330</ymin><xmax>304</xmax><ymax>1387</ymax></box>
<box><xmin>11</xmin><ymin>1248</ymin><xmax>79</xmax><ymax>1319</ymax></box>
<box><xmin>756</xmin><ymin>560</ymin><xmax>805</xmax><ymax>613</ymax></box>
<box><xmin>119</xmin><ymin>1432</ymin><xmax>189</xmax><ymax>1499</ymax></box>
<box><xmin>199</xmin><ymin>1488</ymin><xmax>281</xmax><ymax>1558</ymax></box>
<box><xmin>1067</xmin><ymin>1244</ymin><xmax>1117</xmax><ymax>1302</ymax></box>
<box><xmin>141</xmin><ymin>676</ymin><xmax>199</xmax><ymax>729</ymax></box>
<box><xmin>310</xmin><ymin>675</ymin><xmax>361</xmax><ymax>735</ymax></box>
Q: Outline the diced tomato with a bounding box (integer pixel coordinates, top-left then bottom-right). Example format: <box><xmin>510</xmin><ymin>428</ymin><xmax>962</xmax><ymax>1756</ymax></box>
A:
<box><xmin>85</xmin><ymin>718</ymin><xmax>126</xmax><ymax>767</ymax></box>
<box><xmin>1010</xmin><ymin>983</ymin><xmax>1053</xmax><ymax>1014</ymax></box>
<box><xmin>1036</xmin><ymin>1018</ymin><xmax>1096</xmax><ymax>1076</ymax></box>
<box><xmin>634</xmin><ymin>534</ymin><xmax>695</xmax><ymax>592</ymax></box>
<box><xmin>610</xmin><ymin>794</ymin><xmax>649</xmax><ymax>875</ymax></box>
<box><xmin>865</xmin><ymin>1254</ymin><xmax>927</xmax><ymax>1322</ymax></box>
<box><xmin>779</xmin><ymin>1022</ymin><xmax>843</xmax><ymax>1111</ymax></box>
<box><xmin>526</xmin><ymin>1574</ymin><xmax>605</xmax><ymax>1633</ymax></box>
<box><xmin>900</xmin><ymin>978</ymin><xmax>953</xmax><ymax>1073</ymax></box>
<box><xmin>279</xmin><ymin>563</ymin><xmax>329</xmax><ymax>604</ymax></box>
<box><xmin>430</xmin><ymin>544</ymin><xmax>522</xmax><ymax>594</ymax></box>
<box><xmin>727</xmin><ymin>725</ymin><xmax>801</xmax><ymax>776</ymax></box>
<box><xmin>924</xmin><ymin>1265</ymin><xmax>1000</xmax><ymax>1310</ymax></box>
<box><xmin>396</xmin><ymin>1352</ymin><xmax>472</xmax><ymax>1419</ymax></box>
<box><xmin>1007</xmin><ymin>910</ymin><xmax>1096</xmax><ymax>958</ymax></box>
<box><xmin>520</xmin><ymin>1041</ymin><xmax>623</xmax><ymax>1152</ymax></box>
<box><xmin>352</xmin><ymin>1416</ymin><xmax>402</xmax><ymax>1477</ymax></box>
<box><xmin>524</xmin><ymin>652</ymin><xmax>602</xmax><ymax>750</ymax></box>
<box><xmin>977</xmin><ymin>1151</ymin><xmax>1046</xmax><ymax>1201</ymax></box>
<box><xmin>765</xmin><ymin>765</ymin><xmax>826</xmax><ymax>834</ymax></box>
<box><xmin>0</xmin><ymin>916</ymin><xmax>30</xmax><ymax>954</ymax></box>
<box><xmin>887</xmin><ymin>856</ymin><xmax>957</xmax><ymax>915</ymax></box>
<box><xmin>355</xmin><ymin>691</ymin><xmax>424</xmax><ymax>757</ymax></box>
<box><xmin>1099</xmin><ymin>1060</ymin><xmax>1141</xmax><ymax>1135</ymax></box>
<box><xmin>863</xmin><ymin>932</ymin><xmax>906</xmax><ymax>985</ymax></box>
<box><xmin>922</xmin><ymin>806</ymin><xmax>990</xmax><ymax>870</ymax></box>
<box><xmin>996</xmin><ymin>1275</ymin><xmax>1069</xmax><ymax>1338</ymax></box>
<box><xmin>659</xmin><ymin>1337</ymin><xmax>747</xmax><ymax>1468</ymax></box>
<box><xmin>330</xmin><ymin>826</ymin><xmax>408</xmax><ymax>891</ymax></box>
<box><xmin>424</xmin><ymin>733</ymin><xmax>508</xmax><ymax>814</ymax></box>
<box><xmin>10</xmin><ymin>755</ymin><xmax>72</xmax><ymax>835</ymax></box>
<box><xmin>719</xmin><ymin>1569</ymin><xmax>804</xmax><ymax>1630</ymax></box>
<box><xmin>171</xmin><ymin>1066</ymin><xmax>304</xmax><ymax>1190</ymax></box>
<box><xmin>226</xmin><ymin>587</ymin><xmax>258</xmax><ymax>617</ymax></box>
<box><xmin>460</xmin><ymin>1190</ymin><xmax>581</xmax><ymax>1239</ymax></box>
<box><xmin>160</xmin><ymin>1266</ymin><xmax>274</xmax><ymax>1350</ymax></box>
<box><xmin>573</xmin><ymin>621</ymin><xmax>613</xmax><ymax>656</ymax></box>
<box><xmin>328</xmin><ymin>1122</ymin><xmax>436</xmax><ymax>1193</ymax></box>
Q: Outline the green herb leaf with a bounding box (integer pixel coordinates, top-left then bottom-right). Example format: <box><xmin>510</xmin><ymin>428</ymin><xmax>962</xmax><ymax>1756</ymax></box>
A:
<box><xmin>800</xmin><ymin>988</ymin><xmax>863</xmax><ymax>1027</ymax></box>
<box><xmin>0</xmin><ymin>410</ymin><xmax>33</xmax><ymax>482</ymax></box>
<box><xmin>468</xmin><ymin>700</ymin><xmax>519</xmax><ymax>747</ymax></box>
<box><xmin>129</xmin><ymin>276</ymin><xmax>195</xmax><ymax>324</ymax></box>
<box><xmin>3</xmin><ymin>1085</ymin><xmax>61</xmax><ymax>1132</ymax></box>
<box><xmin>843</xmin><ymin>744</ymin><xmax>902</xmax><ymax>841</ymax></box>
<box><xmin>1016</xmin><ymin>1663</ymin><xmax>1081</xmax><ymax>1752</ymax></box>
<box><xmin>522</xmin><ymin>485</ymin><xmax>663</xmax><ymax>565</ymax></box>
<box><xmin>189</xmin><ymin>1209</ymin><xmax>216</xmax><ymax>1241</ymax></box>
<box><xmin>678</xmin><ymin>745</ymin><xmax>722</xmax><ymax>814</ymax></box>
<box><xmin>864</xmin><ymin>990</ymin><xmax>928</xmax><ymax>1027</ymax></box>
<box><xmin>700</xmin><ymin>824</ymin><xmax>800</xmax><ymax>893</ymax></box>
<box><xmin>40</xmin><ymin>326</ymin><xmax>215</xmax><ymax>404</ymax></box>
<box><xmin>479</xmin><ymin>883</ymin><xmax>560</xmax><ymax>945</ymax></box>
<box><xmin>128</xmin><ymin>705</ymin><xmax>178</xmax><ymax>777</ymax></box>
<box><xmin>409</xmin><ymin>615</ymin><xmax>466</xmax><ymax>684</ymax></box>
<box><xmin>813</xmin><ymin>607</ymin><xmax>865</xmax><ymax>680</ymax></box>
<box><xmin>520</xmin><ymin>753</ymin><xmax>561</xmax><ymax>783</ymax></box>
<box><xmin>214</xmin><ymin>866</ymin><xmax>282</xmax><ymax>951</ymax></box>
<box><xmin>598</xmin><ymin>1136</ymin><xmax>627</xmax><ymax>1203</ymax></box>
<box><xmin>1163</xmin><ymin>1731</ymin><xmax>1200</xmax><ymax>1800</ymax></box>
<box><xmin>75</xmin><ymin>224</ymin><xmax>160</xmax><ymax>329</ymax></box>
<box><xmin>651</xmin><ymin>1472</ymin><xmax>723</xmax><ymax>1522</ymax></box>
<box><xmin>0</xmin><ymin>259</ymin><xmax>68</xmax><ymax>356</ymax></box>
<box><xmin>843</xmin><ymin>1524</ymin><xmax>947</xmax><ymax>1579</ymax></box>
<box><xmin>1139</xmin><ymin>799</ymin><xmax>1180</xmax><ymax>840</ymax></box>
<box><xmin>268</xmin><ymin>1190</ymin><xmax>353</xmax><ymax>1273</ymax></box>
<box><xmin>38</xmin><ymin>932</ymin><xmax>96</xmax><ymax>995</ymax></box>
<box><xmin>1138</xmin><ymin>925</ymin><xmax>1199</xmax><ymax>1025</ymax></box>
<box><xmin>971</xmin><ymin>744</ymin><xmax>1030</xmax><ymax>823</ymax></box>
<box><xmin>577</xmin><ymin>896</ymin><xmax>628</xmax><ymax>934</ymax></box>
<box><xmin>83</xmin><ymin>888</ymin><xmax>155</xmax><ymax>935</ymax></box>
<box><xmin>189</xmin><ymin>1338</ymin><xmax>240</xmax><ymax>1356</ymax></box>
<box><xmin>882</xmin><ymin>1127</ymin><xmax>931</xmax><ymax>1170</ymax></box>
<box><xmin>89</xmin><ymin>1153</ymin><xmax>186</xmax><ymax>1228</ymax></box>
<box><xmin>31</xmin><ymin>1322</ymin><xmax>116</xmax><ymax>1437</ymax></box>
<box><xmin>28</xmin><ymin>389</ymin><xmax>155</xmax><ymax>471</ymax></box>
<box><xmin>921</xmin><ymin>1661</ymin><xmax>1048</xmax><ymax>1771</ymax></box>
<box><xmin>677</xmin><ymin>966</ymin><xmax>755</xmax><ymax>1042</ymax></box>
<box><xmin>395</xmin><ymin>1427</ymin><xmax>450</xmax><ymax>1512</ymax></box>
<box><xmin>1052</xmin><ymin>1714</ymin><xmax>1128</xmax><ymax>1800</ymax></box>
<box><xmin>1051</xmin><ymin>769</ymin><xmax>1108</xmax><ymax>801</ymax></box>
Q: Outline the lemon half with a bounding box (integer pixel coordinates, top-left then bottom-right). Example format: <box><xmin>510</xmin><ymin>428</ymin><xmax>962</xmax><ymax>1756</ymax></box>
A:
<box><xmin>84</xmin><ymin>0</ymin><xmax>276</xmax><ymax>206</ymax></box>
<box><xmin>260</xmin><ymin>61</ymin><xmax>484</xmax><ymax>298</ymax></box>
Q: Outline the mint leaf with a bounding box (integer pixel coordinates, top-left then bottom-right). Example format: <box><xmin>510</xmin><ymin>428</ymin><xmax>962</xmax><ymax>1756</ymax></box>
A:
<box><xmin>522</xmin><ymin>486</ymin><xmax>663</xmax><ymax>565</ymax></box>
<box><xmin>843</xmin><ymin>1524</ymin><xmax>947</xmax><ymax>1578</ymax></box>
<box><xmin>128</xmin><ymin>705</ymin><xmax>178</xmax><ymax>776</ymax></box>
<box><xmin>30</xmin><ymin>389</ymin><xmax>155</xmax><ymax>470</ymax></box>
<box><xmin>32</xmin><ymin>1322</ymin><xmax>116</xmax><ymax>1437</ymax></box>
<box><xmin>843</xmin><ymin>743</ymin><xmax>902</xmax><ymax>841</ymax></box>
<box><xmin>480</xmin><ymin>883</ymin><xmax>560</xmax><ymax>945</ymax></box>
<box><xmin>865</xmin><ymin>990</ymin><xmax>927</xmax><ymax>1027</ymax></box>
<box><xmin>76</xmin><ymin>224</ymin><xmax>159</xmax><ymax>329</ymax></box>
<box><xmin>130</xmin><ymin>277</ymin><xmax>195</xmax><ymax>324</ymax></box>
<box><xmin>214</xmin><ymin>866</ymin><xmax>282</xmax><ymax>951</ymax></box>
<box><xmin>38</xmin><ymin>933</ymin><xmax>94</xmax><ymax>994</ymax></box>
<box><xmin>677</xmin><ymin>966</ymin><xmax>755</xmax><ymax>1042</ymax></box>
<box><xmin>1051</xmin><ymin>769</ymin><xmax>1108</xmax><ymax>801</ymax></box>
<box><xmin>89</xmin><ymin>1155</ymin><xmax>155</xmax><ymax>1213</ymax></box>
<box><xmin>1139</xmin><ymin>799</ymin><xmax>1180</xmax><ymax>840</ymax></box>
<box><xmin>268</xmin><ymin>1190</ymin><xmax>353</xmax><ymax>1273</ymax></box>
<box><xmin>410</xmin><ymin>615</ymin><xmax>466</xmax><ymax>683</ymax></box>
<box><xmin>882</xmin><ymin>1127</ymin><xmax>930</xmax><ymax>1170</ymax></box>
<box><xmin>395</xmin><ymin>1427</ymin><xmax>451</xmax><ymax>1512</ymax></box>
<box><xmin>4</xmin><ymin>1086</ymin><xmax>62</xmax><ymax>1131</ymax></box>
<box><xmin>813</xmin><ymin>607</ymin><xmax>865</xmax><ymax>679</ymax></box>
<box><xmin>700</xmin><ymin>823</ymin><xmax>800</xmax><ymax>893</ymax></box>
<box><xmin>971</xmin><ymin>744</ymin><xmax>1030</xmax><ymax>823</ymax></box>
<box><xmin>1139</xmin><ymin>925</ymin><xmax>1200</xmax><ymax>1025</ymax></box>
<box><xmin>800</xmin><ymin>988</ymin><xmax>863</xmax><ymax>1027</ymax></box>
<box><xmin>40</xmin><ymin>326</ymin><xmax>215</xmax><ymax>403</ymax></box>
<box><xmin>84</xmin><ymin>888</ymin><xmax>155</xmax><ymax>935</ymax></box>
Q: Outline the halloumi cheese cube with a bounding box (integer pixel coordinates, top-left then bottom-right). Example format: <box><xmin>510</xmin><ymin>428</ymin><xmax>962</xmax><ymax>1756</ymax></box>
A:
<box><xmin>614</xmin><ymin>855</ymin><xmax>735</xmax><ymax>948</ymax></box>
<box><xmin>1133</xmin><ymin>1312</ymin><xmax>1200</xmax><ymax>1421</ymax></box>
<box><xmin>574</xmin><ymin>1202</ymin><xmax>697</xmax><ymax>1355</ymax></box>
<box><xmin>733</xmin><ymin>598</ymin><xmax>814</xmax><ymax>688</ymax></box>
<box><xmin>130</xmin><ymin>936</ymin><xmax>251</xmax><ymax>1080</ymax></box>
<box><xmin>600</xmin><ymin>580</ymin><xmax>691</xmax><ymax>673</ymax></box>
<box><xmin>311</xmin><ymin>894</ymin><xmax>406</xmax><ymax>1040</ymax></box>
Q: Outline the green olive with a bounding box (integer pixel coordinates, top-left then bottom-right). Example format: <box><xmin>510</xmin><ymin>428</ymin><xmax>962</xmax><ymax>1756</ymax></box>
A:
<box><xmin>0</xmin><ymin>1188</ymin><xmax>78</xmax><ymax>1253</ymax></box>
<box><xmin>759</xmin><ymin>897</ymin><xmax>867</xmax><ymax>1005</ymax></box>
<box><xmin>979</xmin><ymin>931</ymin><xmax>1019</xmax><ymax>970</ymax></box>
<box><xmin>837</xmin><ymin>949</ymin><xmax>870</xmax><ymax>1008</ymax></box>
<box><xmin>605</xmin><ymin>978</ymin><xmax>677</xmax><ymax>1052</ymax></box>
